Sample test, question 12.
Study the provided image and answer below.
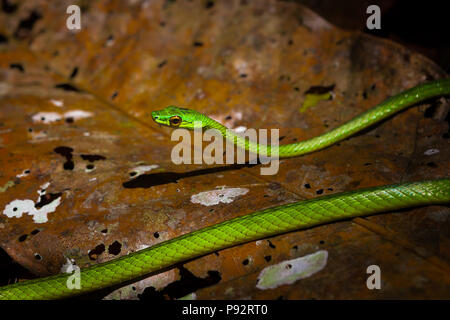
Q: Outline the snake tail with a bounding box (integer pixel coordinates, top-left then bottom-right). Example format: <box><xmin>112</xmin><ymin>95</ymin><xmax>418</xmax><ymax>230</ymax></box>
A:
<box><xmin>1</xmin><ymin>179</ymin><xmax>449</xmax><ymax>299</ymax></box>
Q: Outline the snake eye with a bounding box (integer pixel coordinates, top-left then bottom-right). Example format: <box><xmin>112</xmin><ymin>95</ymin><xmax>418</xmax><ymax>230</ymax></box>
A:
<box><xmin>169</xmin><ymin>116</ymin><xmax>182</xmax><ymax>127</ymax></box>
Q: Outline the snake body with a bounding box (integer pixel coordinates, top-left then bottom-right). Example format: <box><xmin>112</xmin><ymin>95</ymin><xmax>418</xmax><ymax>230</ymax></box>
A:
<box><xmin>152</xmin><ymin>78</ymin><xmax>450</xmax><ymax>157</ymax></box>
<box><xmin>1</xmin><ymin>79</ymin><xmax>449</xmax><ymax>299</ymax></box>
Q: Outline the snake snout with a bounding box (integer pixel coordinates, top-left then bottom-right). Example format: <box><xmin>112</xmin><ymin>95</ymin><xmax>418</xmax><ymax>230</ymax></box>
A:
<box><xmin>151</xmin><ymin>111</ymin><xmax>159</xmax><ymax>120</ymax></box>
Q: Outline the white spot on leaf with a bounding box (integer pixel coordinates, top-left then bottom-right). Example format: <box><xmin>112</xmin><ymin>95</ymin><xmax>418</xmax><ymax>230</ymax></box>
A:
<box><xmin>50</xmin><ymin>99</ymin><xmax>64</xmax><ymax>107</ymax></box>
<box><xmin>233</xmin><ymin>126</ymin><xmax>247</xmax><ymax>133</ymax></box>
<box><xmin>32</xmin><ymin>112</ymin><xmax>62</xmax><ymax>124</ymax></box>
<box><xmin>129</xmin><ymin>164</ymin><xmax>159</xmax><ymax>177</ymax></box>
<box><xmin>424</xmin><ymin>149</ymin><xmax>439</xmax><ymax>156</ymax></box>
<box><xmin>16</xmin><ymin>169</ymin><xmax>30</xmax><ymax>178</ymax></box>
<box><xmin>63</xmin><ymin>110</ymin><xmax>93</xmax><ymax>121</ymax></box>
<box><xmin>2</xmin><ymin>182</ymin><xmax>61</xmax><ymax>223</ymax></box>
<box><xmin>191</xmin><ymin>186</ymin><xmax>249</xmax><ymax>206</ymax></box>
<box><xmin>32</xmin><ymin>110</ymin><xmax>93</xmax><ymax>124</ymax></box>
<box><xmin>256</xmin><ymin>250</ymin><xmax>328</xmax><ymax>290</ymax></box>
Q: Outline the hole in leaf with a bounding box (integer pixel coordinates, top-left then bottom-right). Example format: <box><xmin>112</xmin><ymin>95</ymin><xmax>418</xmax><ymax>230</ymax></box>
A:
<box><xmin>89</xmin><ymin>244</ymin><xmax>105</xmax><ymax>260</ymax></box>
<box><xmin>0</xmin><ymin>33</ymin><xmax>8</xmax><ymax>44</ymax></box>
<box><xmin>9</xmin><ymin>63</ymin><xmax>24</xmax><ymax>72</ymax></box>
<box><xmin>305</xmin><ymin>84</ymin><xmax>335</xmax><ymax>95</ymax></box>
<box><xmin>54</xmin><ymin>83</ymin><xmax>80</xmax><ymax>92</ymax></box>
<box><xmin>81</xmin><ymin>154</ymin><xmax>106</xmax><ymax>162</ymax></box>
<box><xmin>1</xmin><ymin>0</ymin><xmax>18</xmax><ymax>14</ymax></box>
<box><xmin>158</xmin><ymin>60</ymin><xmax>167</xmax><ymax>68</ymax></box>
<box><xmin>426</xmin><ymin>162</ymin><xmax>438</xmax><ymax>168</ymax></box>
<box><xmin>424</xmin><ymin>103</ymin><xmax>438</xmax><ymax>118</ymax></box>
<box><xmin>108</xmin><ymin>241</ymin><xmax>122</xmax><ymax>255</ymax></box>
<box><xmin>69</xmin><ymin>67</ymin><xmax>78</xmax><ymax>79</ymax></box>
<box><xmin>54</xmin><ymin>146</ymin><xmax>74</xmax><ymax>170</ymax></box>
<box><xmin>14</xmin><ymin>10</ymin><xmax>42</xmax><ymax>39</ymax></box>
<box><xmin>35</xmin><ymin>192</ymin><xmax>62</xmax><ymax>209</ymax></box>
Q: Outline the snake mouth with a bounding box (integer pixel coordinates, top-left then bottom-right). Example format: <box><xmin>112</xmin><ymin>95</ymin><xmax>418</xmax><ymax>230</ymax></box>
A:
<box><xmin>151</xmin><ymin>112</ymin><xmax>167</xmax><ymax>126</ymax></box>
<box><xmin>151</xmin><ymin>111</ymin><xmax>159</xmax><ymax>120</ymax></box>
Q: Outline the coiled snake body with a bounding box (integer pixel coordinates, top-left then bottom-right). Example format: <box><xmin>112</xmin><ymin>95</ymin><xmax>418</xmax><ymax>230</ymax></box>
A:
<box><xmin>1</xmin><ymin>79</ymin><xmax>449</xmax><ymax>299</ymax></box>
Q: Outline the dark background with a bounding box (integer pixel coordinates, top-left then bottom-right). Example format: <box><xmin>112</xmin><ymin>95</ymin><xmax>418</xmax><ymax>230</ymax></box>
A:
<box><xmin>294</xmin><ymin>0</ymin><xmax>450</xmax><ymax>72</ymax></box>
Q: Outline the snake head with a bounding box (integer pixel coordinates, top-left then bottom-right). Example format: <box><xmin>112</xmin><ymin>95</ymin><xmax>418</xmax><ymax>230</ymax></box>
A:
<box><xmin>151</xmin><ymin>106</ymin><xmax>206</xmax><ymax>129</ymax></box>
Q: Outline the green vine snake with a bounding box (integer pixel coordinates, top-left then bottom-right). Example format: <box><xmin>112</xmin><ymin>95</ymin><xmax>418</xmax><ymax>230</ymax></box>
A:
<box><xmin>1</xmin><ymin>78</ymin><xmax>449</xmax><ymax>299</ymax></box>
